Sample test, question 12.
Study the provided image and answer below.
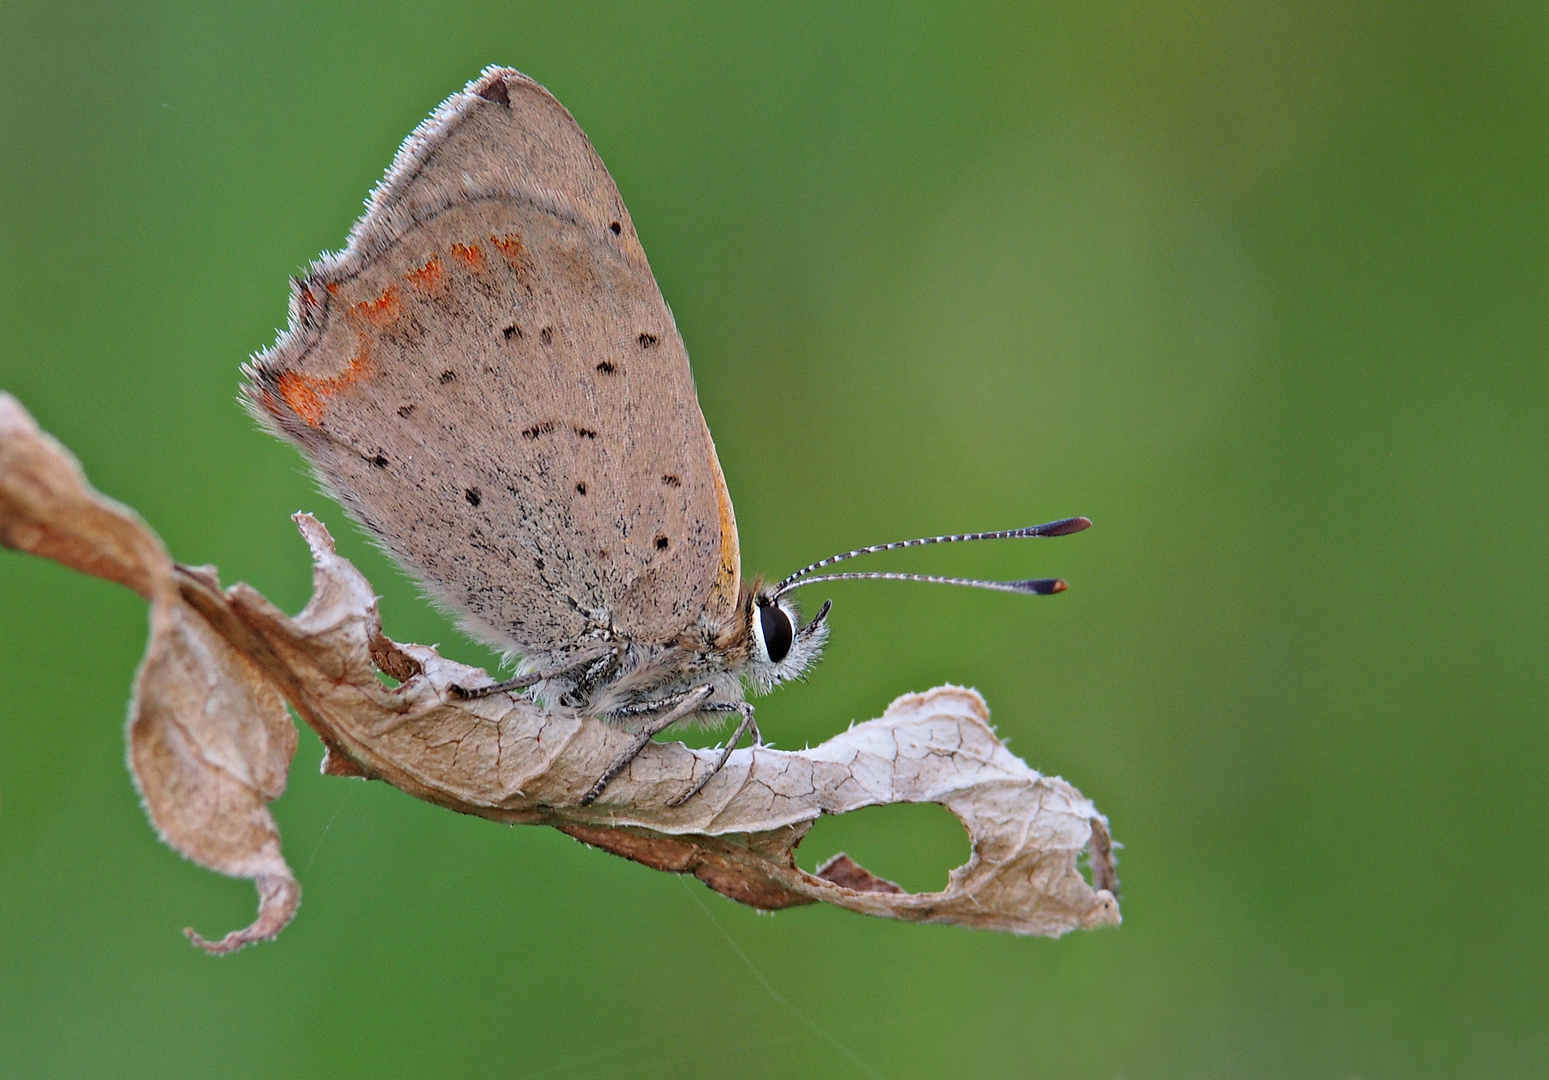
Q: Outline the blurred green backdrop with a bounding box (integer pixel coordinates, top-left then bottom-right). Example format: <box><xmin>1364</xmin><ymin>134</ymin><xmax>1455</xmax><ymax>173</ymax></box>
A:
<box><xmin>3</xmin><ymin>3</ymin><xmax>1546</xmax><ymax>1077</ymax></box>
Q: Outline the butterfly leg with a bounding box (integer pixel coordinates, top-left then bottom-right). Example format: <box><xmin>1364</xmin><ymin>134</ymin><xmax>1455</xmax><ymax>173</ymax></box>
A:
<box><xmin>450</xmin><ymin>671</ymin><xmax>542</xmax><ymax>699</ymax></box>
<box><xmin>451</xmin><ymin>644</ymin><xmax>614</xmax><ymax>699</ymax></box>
<box><xmin>578</xmin><ymin>683</ymin><xmax>716</xmax><ymax>806</ymax></box>
<box><xmin>666</xmin><ymin>703</ymin><xmax>759</xmax><ymax>807</ymax></box>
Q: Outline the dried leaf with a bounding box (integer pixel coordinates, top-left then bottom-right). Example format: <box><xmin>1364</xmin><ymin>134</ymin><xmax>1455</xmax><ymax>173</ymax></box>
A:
<box><xmin>130</xmin><ymin>583</ymin><xmax>299</xmax><ymax>953</ymax></box>
<box><xmin>0</xmin><ymin>392</ymin><xmax>1119</xmax><ymax>948</ymax></box>
<box><xmin>0</xmin><ymin>393</ymin><xmax>298</xmax><ymax>953</ymax></box>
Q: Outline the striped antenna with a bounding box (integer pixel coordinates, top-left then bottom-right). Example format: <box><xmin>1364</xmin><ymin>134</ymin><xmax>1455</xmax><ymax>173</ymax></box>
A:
<box><xmin>772</xmin><ymin>516</ymin><xmax>1090</xmax><ymax>597</ymax></box>
<box><xmin>778</xmin><ymin>572</ymin><xmax>1068</xmax><ymax>596</ymax></box>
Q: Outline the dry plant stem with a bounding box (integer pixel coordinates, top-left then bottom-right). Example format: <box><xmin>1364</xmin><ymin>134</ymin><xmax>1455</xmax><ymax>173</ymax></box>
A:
<box><xmin>0</xmin><ymin>392</ymin><xmax>1121</xmax><ymax>951</ymax></box>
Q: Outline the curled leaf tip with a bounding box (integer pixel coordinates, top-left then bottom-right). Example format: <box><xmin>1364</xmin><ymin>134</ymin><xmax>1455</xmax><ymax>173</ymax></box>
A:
<box><xmin>183</xmin><ymin>871</ymin><xmax>300</xmax><ymax>955</ymax></box>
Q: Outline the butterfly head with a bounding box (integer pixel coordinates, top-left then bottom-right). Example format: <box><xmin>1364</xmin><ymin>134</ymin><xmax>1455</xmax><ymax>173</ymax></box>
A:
<box><xmin>742</xmin><ymin>588</ymin><xmax>831</xmax><ymax>693</ymax></box>
<box><xmin>735</xmin><ymin>515</ymin><xmax>1092</xmax><ymax>694</ymax></box>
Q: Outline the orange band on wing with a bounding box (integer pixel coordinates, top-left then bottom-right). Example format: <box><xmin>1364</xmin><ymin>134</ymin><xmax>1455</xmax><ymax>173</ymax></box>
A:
<box><xmin>348</xmin><ymin>286</ymin><xmax>401</xmax><ymax>326</ymax></box>
<box><xmin>449</xmin><ymin>242</ymin><xmax>486</xmax><ymax>270</ymax></box>
<box><xmin>405</xmin><ymin>256</ymin><xmax>443</xmax><ymax>290</ymax></box>
<box><xmin>275</xmin><ymin>350</ymin><xmax>373</xmax><ymax>427</ymax></box>
<box><xmin>491</xmin><ymin>233</ymin><xmax>526</xmax><ymax>260</ymax></box>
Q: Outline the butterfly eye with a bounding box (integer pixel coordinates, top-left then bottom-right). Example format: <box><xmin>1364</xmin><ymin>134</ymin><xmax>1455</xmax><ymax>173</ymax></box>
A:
<box><xmin>757</xmin><ymin>601</ymin><xmax>794</xmax><ymax>664</ymax></box>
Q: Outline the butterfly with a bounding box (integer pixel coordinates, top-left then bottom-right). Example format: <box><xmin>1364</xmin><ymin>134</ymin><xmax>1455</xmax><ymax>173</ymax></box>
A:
<box><xmin>242</xmin><ymin>67</ymin><xmax>1088</xmax><ymax>806</ymax></box>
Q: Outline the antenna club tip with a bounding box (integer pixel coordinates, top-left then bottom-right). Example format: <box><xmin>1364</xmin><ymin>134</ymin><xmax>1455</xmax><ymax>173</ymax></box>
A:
<box><xmin>1044</xmin><ymin>516</ymin><xmax>1092</xmax><ymax>537</ymax></box>
<box><xmin>1016</xmin><ymin>577</ymin><xmax>1068</xmax><ymax>595</ymax></box>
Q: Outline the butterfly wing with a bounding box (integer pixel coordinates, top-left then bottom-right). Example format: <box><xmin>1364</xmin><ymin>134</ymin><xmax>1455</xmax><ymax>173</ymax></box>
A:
<box><xmin>244</xmin><ymin>68</ymin><xmax>741</xmax><ymax>660</ymax></box>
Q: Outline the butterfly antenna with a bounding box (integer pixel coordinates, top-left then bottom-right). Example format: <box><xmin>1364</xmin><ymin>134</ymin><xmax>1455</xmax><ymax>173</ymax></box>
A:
<box><xmin>772</xmin><ymin>516</ymin><xmax>1090</xmax><ymax>597</ymax></box>
<box><xmin>780</xmin><ymin>571</ymin><xmax>1070</xmax><ymax>596</ymax></box>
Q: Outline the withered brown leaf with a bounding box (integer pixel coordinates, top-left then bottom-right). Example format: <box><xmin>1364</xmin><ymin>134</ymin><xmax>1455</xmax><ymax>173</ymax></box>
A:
<box><xmin>0</xmin><ymin>392</ymin><xmax>1119</xmax><ymax>951</ymax></box>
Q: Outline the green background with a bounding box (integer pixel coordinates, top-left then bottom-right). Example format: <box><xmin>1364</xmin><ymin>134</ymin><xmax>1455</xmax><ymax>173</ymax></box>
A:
<box><xmin>3</xmin><ymin>3</ymin><xmax>1545</xmax><ymax>1077</ymax></box>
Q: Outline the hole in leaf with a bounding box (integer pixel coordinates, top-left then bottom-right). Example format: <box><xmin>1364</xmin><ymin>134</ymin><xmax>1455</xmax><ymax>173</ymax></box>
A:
<box><xmin>800</xmin><ymin>801</ymin><xmax>970</xmax><ymax>895</ymax></box>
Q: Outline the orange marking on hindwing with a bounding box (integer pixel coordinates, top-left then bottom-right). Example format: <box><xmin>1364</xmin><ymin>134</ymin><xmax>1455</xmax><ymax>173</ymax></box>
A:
<box><xmin>450</xmin><ymin>242</ymin><xmax>485</xmax><ymax>269</ymax></box>
<box><xmin>405</xmin><ymin>255</ymin><xmax>443</xmax><ymax>290</ymax></box>
<box><xmin>325</xmin><ymin>282</ymin><xmax>341</xmax><ymax>295</ymax></box>
<box><xmin>491</xmin><ymin>233</ymin><xmax>526</xmax><ymax>260</ymax></box>
<box><xmin>275</xmin><ymin>350</ymin><xmax>374</xmax><ymax>428</ymax></box>
<box><xmin>491</xmin><ymin>233</ymin><xmax>534</xmax><ymax>288</ymax></box>
<box><xmin>348</xmin><ymin>286</ymin><xmax>401</xmax><ymax>326</ymax></box>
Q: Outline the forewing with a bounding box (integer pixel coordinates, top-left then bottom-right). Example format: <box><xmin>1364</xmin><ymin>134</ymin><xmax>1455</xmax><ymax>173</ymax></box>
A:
<box><xmin>244</xmin><ymin>68</ymin><xmax>740</xmax><ymax>658</ymax></box>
